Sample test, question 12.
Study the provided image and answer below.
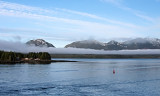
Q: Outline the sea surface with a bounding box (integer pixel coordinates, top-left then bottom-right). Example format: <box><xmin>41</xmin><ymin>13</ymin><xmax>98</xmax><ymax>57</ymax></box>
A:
<box><xmin>0</xmin><ymin>58</ymin><xmax>160</xmax><ymax>96</ymax></box>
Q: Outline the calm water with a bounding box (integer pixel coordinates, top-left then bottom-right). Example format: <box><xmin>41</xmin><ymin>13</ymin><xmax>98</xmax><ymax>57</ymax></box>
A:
<box><xmin>0</xmin><ymin>59</ymin><xmax>160</xmax><ymax>96</ymax></box>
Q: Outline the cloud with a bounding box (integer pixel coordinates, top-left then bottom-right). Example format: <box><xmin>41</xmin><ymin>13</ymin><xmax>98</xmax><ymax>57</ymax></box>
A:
<box><xmin>0</xmin><ymin>9</ymin><xmax>85</xmax><ymax>25</ymax></box>
<box><xmin>0</xmin><ymin>28</ymin><xmax>42</xmax><ymax>33</ymax></box>
<box><xmin>134</xmin><ymin>13</ymin><xmax>154</xmax><ymax>22</ymax></box>
<box><xmin>0</xmin><ymin>28</ymin><xmax>46</xmax><ymax>39</ymax></box>
<box><xmin>0</xmin><ymin>2</ymin><xmax>142</xmax><ymax>41</ymax></box>
<box><xmin>0</xmin><ymin>1</ymin><xmax>91</xmax><ymax>25</ymax></box>
<box><xmin>0</xmin><ymin>0</ymin><xmax>140</xmax><ymax>28</ymax></box>
<box><xmin>0</xmin><ymin>0</ymin><xmax>157</xmax><ymax>46</ymax></box>
<box><xmin>0</xmin><ymin>0</ymin><xmax>56</xmax><ymax>14</ymax></box>
<box><xmin>56</xmin><ymin>8</ymin><xmax>138</xmax><ymax>28</ymax></box>
<box><xmin>0</xmin><ymin>39</ymin><xmax>160</xmax><ymax>54</ymax></box>
<box><xmin>100</xmin><ymin>0</ymin><xmax>123</xmax><ymax>5</ymax></box>
<box><xmin>13</xmin><ymin>36</ymin><xmax>21</xmax><ymax>41</ymax></box>
<box><xmin>101</xmin><ymin>0</ymin><xmax>155</xmax><ymax>22</ymax></box>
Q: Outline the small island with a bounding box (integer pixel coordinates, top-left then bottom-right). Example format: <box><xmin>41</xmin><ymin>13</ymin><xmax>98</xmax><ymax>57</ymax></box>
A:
<box><xmin>0</xmin><ymin>51</ymin><xmax>77</xmax><ymax>64</ymax></box>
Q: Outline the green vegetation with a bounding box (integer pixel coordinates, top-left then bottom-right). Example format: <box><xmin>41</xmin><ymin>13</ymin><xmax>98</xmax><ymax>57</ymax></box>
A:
<box><xmin>0</xmin><ymin>50</ymin><xmax>51</xmax><ymax>62</ymax></box>
<box><xmin>0</xmin><ymin>51</ymin><xmax>23</xmax><ymax>61</ymax></box>
<box><xmin>27</xmin><ymin>52</ymin><xmax>51</xmax><ymax>60</ymax></box>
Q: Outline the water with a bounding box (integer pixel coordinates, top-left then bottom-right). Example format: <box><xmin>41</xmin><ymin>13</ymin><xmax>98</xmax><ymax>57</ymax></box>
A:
<box><xmin>0</xmin><ymin>59</ymin><xmax>160</xmax><ymax>96</ymax></box>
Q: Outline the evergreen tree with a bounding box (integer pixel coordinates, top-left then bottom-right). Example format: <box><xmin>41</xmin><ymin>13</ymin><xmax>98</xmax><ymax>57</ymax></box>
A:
<box><xmin>0</xmin><ymin>50</ymin><xmax>51</xmax><ymax>61</ymax></box>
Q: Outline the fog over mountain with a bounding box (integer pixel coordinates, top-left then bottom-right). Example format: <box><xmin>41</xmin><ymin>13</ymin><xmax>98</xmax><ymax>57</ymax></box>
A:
<box><xmin>65</xmin><ymin>38</ymin><xmax>160</xmax><ymax>50</ymax></box>
<box><xmin>65</xmin><ymin>40</ymin><xmax>105</xmax><ymax>50</ymax></box>
<box><xmin>1</xmin><ymin>39</ymin><xmax>160</xmax><ymax>55</ymax></box>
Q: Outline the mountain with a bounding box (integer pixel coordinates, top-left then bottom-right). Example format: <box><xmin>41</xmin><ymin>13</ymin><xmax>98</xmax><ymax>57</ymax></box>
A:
<box><xmin>26</xmin><ymin>39</ymin><xmax>55</xmax><ymax>47</ymax></box>
<box><xmin>122</xmin><ymin>38</ymin><xmax>160</xmax><ymax>49</ymax></box>
<box><xmin>104</xmin><ymin>40</ymin><xmax>126</xmax><ymax>50</ymax></box>
<box><xmin>65</xmin><ymin>40</ymin><xmax>105</xmax><ymax>50</ymax></box>
<box><xmin>65</xmin><ymin>38</ymin><xmax>160</xmax><ymax>50</ymax></box>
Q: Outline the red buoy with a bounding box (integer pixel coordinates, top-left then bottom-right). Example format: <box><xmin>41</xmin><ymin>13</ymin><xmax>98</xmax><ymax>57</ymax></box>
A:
<box><xmin>113</xmin><ymin>69</ymin><xmax>115</xmax><ymax>74</ymax></box>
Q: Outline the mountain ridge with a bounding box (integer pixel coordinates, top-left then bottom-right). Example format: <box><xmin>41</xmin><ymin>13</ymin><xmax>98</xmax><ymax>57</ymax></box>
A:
<box><xmin>65</xmin><ymin>38</ymin><xmax>160</xmax><ymax>50</ymax></box>
<box><xmin>26</xmin><ymin>39</ymin><xmax>55</xmax><ymax>48</ymax></box>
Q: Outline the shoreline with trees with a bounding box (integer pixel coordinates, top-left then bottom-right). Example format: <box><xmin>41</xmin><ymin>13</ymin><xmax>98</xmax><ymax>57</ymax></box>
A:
<box><xmin>0</xmin><ymin>51</ymin><xmax>77</xmax><ymax>64</ymax></box>
<box><xmin>1</xmin><ymin>50</ymin><xmax>160</xmax><ymax>64</ymax></box>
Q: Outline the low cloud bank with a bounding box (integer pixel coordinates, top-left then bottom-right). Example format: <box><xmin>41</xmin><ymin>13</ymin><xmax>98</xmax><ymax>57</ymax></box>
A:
<box><xmin>0</xmin><ymin>40</ymin><xmax>160</xmax><ymax>55</ymax></box>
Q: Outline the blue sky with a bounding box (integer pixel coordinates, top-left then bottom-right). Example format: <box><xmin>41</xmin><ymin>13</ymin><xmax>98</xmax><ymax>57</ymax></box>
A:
<box><xmin>0</xmin><ymin>0</ymin><xmax>160</xmax><ymax>47</ymax></box>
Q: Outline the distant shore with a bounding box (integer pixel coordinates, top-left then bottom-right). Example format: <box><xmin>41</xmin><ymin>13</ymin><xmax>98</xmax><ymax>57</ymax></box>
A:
<box><xmin>1</xmin><ymin>54</ymin><xmax>160</xmax><ymax>64</ymax></box>
<box><xmin>0</xmin><ymin>51</ymin><xmax>79</xmax><ymax>64</ymax></box>
<box><xmin>0</xmin><ymin>60</ymin><xmax>78</xmax><ymax>64</ymax></box>
<box><xmin>51</xmin><ymin>54</ymin><xmax>160</xmax><ymax>59</ymax></box>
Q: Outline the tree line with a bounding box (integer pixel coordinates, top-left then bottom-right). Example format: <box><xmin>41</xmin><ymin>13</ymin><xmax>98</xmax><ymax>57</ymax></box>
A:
<box><xmin>0</xmin><ymin>51</ymin><xmax>51</xmax><ymax>62</ymax></box>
